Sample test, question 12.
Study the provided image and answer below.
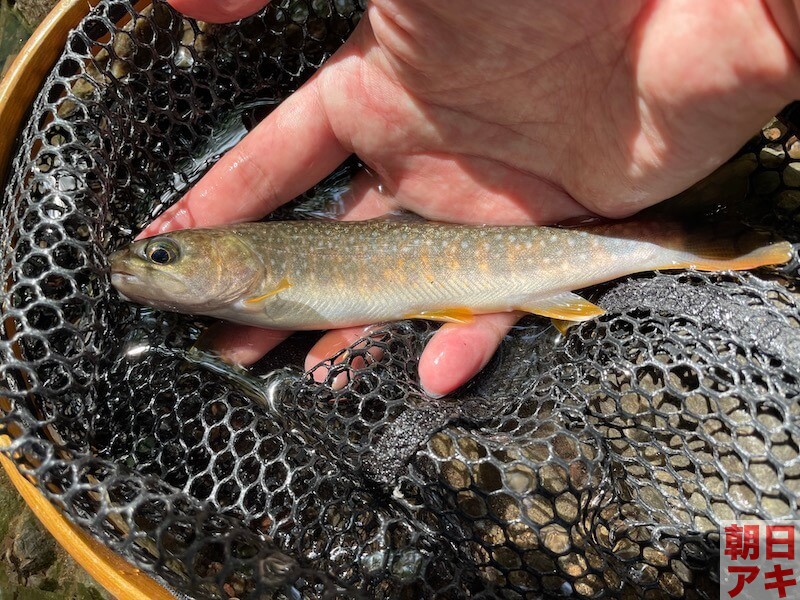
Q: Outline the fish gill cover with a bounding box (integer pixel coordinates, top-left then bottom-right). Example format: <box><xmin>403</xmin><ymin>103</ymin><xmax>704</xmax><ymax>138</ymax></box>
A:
<box><xmin>0</xmin><ymin>1</ymin><xmax>799</xmax><ymax>598</ymax></box>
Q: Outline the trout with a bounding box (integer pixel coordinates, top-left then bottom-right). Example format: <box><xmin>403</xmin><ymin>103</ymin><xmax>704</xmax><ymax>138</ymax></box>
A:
<box><xmin>109</xmin><ymin>220</ymin><xmax>792</xmax><ymax>330</ymax></box>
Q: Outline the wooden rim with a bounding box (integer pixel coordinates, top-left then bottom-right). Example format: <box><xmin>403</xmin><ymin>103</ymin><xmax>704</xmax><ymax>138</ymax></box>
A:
<box><xmin>0</xmin><ymin>2</ymin><xmax>173</xmax><ymax>598</ymax></box>
<box><xmin>0</xmin><ymin>443</ymin><xmax>173</xmax><ymax>600</ymax></box>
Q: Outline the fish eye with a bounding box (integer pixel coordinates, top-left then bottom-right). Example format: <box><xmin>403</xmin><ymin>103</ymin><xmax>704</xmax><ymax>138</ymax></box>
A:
<box><xmin>145</xmin><ymin>239</ymin><xmax>179</xmax><ymax>265</ymax></box>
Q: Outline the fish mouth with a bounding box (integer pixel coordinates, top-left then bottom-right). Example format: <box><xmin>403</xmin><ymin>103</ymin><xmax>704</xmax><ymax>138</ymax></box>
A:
<box><xmin>110</xmin><ymin>271</ymin><xmax>137</xmax><ymax>284</ymax></box>
<box><xmin>110</xmin><ymin>271</ymin><xmax>138</xmax><ymax>302</ymax></box>
<box><xmin>109</xmin><ymin>270</ymin><xmax>193</xmax><ymax>312</ymax></box>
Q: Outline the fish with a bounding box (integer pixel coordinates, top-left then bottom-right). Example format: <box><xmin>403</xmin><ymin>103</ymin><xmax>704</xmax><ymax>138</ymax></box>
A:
<box><xmin>108</xmin><ymin>220</ymin><xmax>793</xmax><ymax>332</ymax></box>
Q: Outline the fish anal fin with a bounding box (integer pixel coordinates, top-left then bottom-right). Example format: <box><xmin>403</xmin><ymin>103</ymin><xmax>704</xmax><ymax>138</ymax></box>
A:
<box><xmin>517</xmin><ymin>292</ymin><xmax>605</xmax><ymax>322</ymax></box>
<box><xmin>245</xmin><ymin>277</ymin><xmax>292</xmax><ymax>305</ymax></box>
<box><xmin>405</xmin><ymin>307</ymin><xmax>475</xmax><ymax>324</ymax></box>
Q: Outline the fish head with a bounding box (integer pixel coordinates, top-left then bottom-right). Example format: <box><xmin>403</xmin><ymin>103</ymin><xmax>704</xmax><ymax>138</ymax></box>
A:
<box><xmin>109</xmin><ymin>229</ymin><xmax>264</xmax><ymax>313</ymax></box>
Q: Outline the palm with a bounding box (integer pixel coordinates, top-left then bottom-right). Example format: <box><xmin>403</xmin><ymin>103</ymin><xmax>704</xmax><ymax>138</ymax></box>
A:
<box><xmin>151</xmin><ymin>0</ymin><xmax>800</xmax><ymax>396</ymax></box>
<box><xmin>326</xmin><ymin>0</ymin><xmax>797</xmax><ymax>220</ymax></box>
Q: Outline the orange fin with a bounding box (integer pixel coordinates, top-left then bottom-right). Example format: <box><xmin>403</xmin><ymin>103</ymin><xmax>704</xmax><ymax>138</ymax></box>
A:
<box><xmin>245</xmin><ymin>277</ymin><xmax>292</xmax><ymax>304</ymax></box>
<box><xmin>552</xmin><ymin>319</ymin><xmax>578</xmax><ymax>336</ymax></box>
<box><xmin>517</xmin><ymin>292</ymin><xmax>605</xmax><ymax>322</ymax></box>
<box><xmin>404</xmin><ymin>307</ymin><xmax>475</xmax><ymax>324</ymax></box>
<box><xmin>670</xmin><ymin>229</ymin><xmax>792</xmax><ymax>271</ymax></box>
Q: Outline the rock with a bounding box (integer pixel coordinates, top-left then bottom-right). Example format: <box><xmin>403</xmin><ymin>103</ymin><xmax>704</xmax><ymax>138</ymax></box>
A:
<box><xmin>12</xmin><ymin>0</ymin><xmax>58</xmax><ymax>28</ymax></box>
<box><xmin>0</xmin><ymin>468</ymin><xmax>110</xmax><ymax>598</ymax></box>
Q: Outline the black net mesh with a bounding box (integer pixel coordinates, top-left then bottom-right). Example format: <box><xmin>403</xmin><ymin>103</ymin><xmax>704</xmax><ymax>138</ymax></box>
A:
<box><xmin>0</xmin><ymin>1</ymin><xmax>799</xmax><ymax>598</ymax></box>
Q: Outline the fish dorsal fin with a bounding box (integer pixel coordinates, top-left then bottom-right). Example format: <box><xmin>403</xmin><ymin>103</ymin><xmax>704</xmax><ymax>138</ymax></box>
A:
<box><xmin>517</xmin><ymin>292</ymin><xmax>604</xmax><ymax>322</ymax></box>
<box><xmin>244</xmin><ymin>277</ymin><xmax>292</xmax><ymax>305</ymax></box>
<box><xmin>363</xmin><ymin>211</ymin><xmax>427</xmax><ymax>224</ymax></box>
<box><xmin>404</xmin><ymin>307</ymin><xmax>475</xmax><ymax>324</ymax></box>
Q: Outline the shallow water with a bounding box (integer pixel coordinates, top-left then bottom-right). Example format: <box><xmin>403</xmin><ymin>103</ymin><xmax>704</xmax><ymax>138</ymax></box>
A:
<box><xmin>0</xmin><ymin>1</ymin><xmax>33</xmax><ymax>77</ymax></box>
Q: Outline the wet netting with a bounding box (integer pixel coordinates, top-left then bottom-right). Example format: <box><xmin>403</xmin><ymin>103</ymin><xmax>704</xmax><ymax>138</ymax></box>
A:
<box><xmin>0</xmin><ymin>1</ymin><xmax>799</xmax><ymax>598</ymax></box>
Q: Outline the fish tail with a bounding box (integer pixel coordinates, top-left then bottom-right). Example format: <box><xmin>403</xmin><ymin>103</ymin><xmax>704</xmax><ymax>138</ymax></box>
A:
<box><xmin>668</xmin><ymin>226</ymin><xmax>792</xmax><ymax>271</ymax></box>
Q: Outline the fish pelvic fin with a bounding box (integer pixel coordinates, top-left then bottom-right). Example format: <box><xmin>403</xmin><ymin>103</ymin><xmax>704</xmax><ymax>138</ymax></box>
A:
<box><xmin>404</xmin><ymin>307</ymin><xmax>475</xmax><ymax>324</ymax></box>
<box><xmin>552</xmin><ymin>318</ymin><xmax>579</xmax><ymax>336</ymax></box>
<box><xmin>244</xmin><ymin>277</ymin><xmax>292</xmax><ymax>304</ymax></box>
<box><xmin>668</xmin><ymin>228</ymin><xmax>792</xmax><ymax>272</ymax></box>
<box><xmin>517</xmin><ymin>292</ymin><xmax>605</xmax><ymax>322</ymax></box>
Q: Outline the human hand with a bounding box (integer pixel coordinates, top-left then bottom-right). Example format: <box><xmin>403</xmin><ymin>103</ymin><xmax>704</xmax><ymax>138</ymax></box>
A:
<box><xmin>144</xmin><ymin>0</ymin><xmax>800</xmax><ymax>396</ymax></box>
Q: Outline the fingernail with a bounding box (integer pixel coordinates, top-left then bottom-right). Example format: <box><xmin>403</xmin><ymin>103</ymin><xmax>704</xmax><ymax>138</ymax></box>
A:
<box><xmin>307</xmin><ymin>362</ymin><xmax>331</xmax><ymax>384</ymax></box>
<box><xmin>421</xmin><ymin>385</ymin><xmax>447</xmax><ymax>399</ymax></box>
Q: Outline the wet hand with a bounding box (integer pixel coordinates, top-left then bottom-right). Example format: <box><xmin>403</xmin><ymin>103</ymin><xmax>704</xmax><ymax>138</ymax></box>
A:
<box><xmin>145</xmin><ymin>0</ymin><xmax>800</xmax><ymax>396</ymax></box>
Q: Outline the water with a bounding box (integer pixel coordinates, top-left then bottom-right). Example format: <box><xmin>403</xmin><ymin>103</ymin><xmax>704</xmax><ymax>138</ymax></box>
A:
<box><xmin>0</xmin><ymin>1</ymin><xmax>34</xmax><ymax>77</ymax></box>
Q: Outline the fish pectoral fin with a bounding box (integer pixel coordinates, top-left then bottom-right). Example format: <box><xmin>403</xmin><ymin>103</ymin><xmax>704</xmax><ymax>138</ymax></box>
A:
<box><xmin>404</xmin><ymin>307</ymin><xmax>475</xmax><ymax>324</ymax></box>
<box><xmin>244</xmin><ymin>277</ymin><xmax>292</xmax><ymax>305</ymax></box>
<box><xmin>517</xmin><ymin>292</ymin><xmax>605</xmax><ymax>322</ymax></box>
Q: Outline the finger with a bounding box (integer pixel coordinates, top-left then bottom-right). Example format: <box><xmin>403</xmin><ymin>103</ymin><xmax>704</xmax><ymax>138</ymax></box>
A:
<box><xmin>304</xmin><ymin>326</ymin><xmax>384</xmax><ymax>389</ymax></box>
<box><xmin>196</xmin><ymin>323</ymin><xmax>290</xmax><ymax>366</ymax></box>
<box><xmin>763</xmin><ymin>0</ymin><xmax>800</xmax><ymax>61</ymax></box>
<box><xmin>372</xmin><ymin>152</ymin><xmax>594</xmax><ymax>225</ymax></box>
<box><xmin>168</xmin><ymin>0</ymin><xmax>270</xmax><ymax>23</ymax></box>
<box><xmin>418</xmin><ymin>312</ymin><xmax>521</xmax><ymax>398</ymax></box>
<box><xmin>138</xmin><ymin>69</ymin><xmax>350</xmax><ymax>238</ymax></box>
<box><xmin>335</xmin><ymin>154</ymin><xmax>593</xmax><ymax>225</ymax></box>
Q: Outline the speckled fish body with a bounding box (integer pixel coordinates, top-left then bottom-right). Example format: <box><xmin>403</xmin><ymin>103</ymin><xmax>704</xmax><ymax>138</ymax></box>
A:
<box><xmin>109</xmin><ymin>220</ymin><xmax>792</xmax><ymax>329</ymax></box>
